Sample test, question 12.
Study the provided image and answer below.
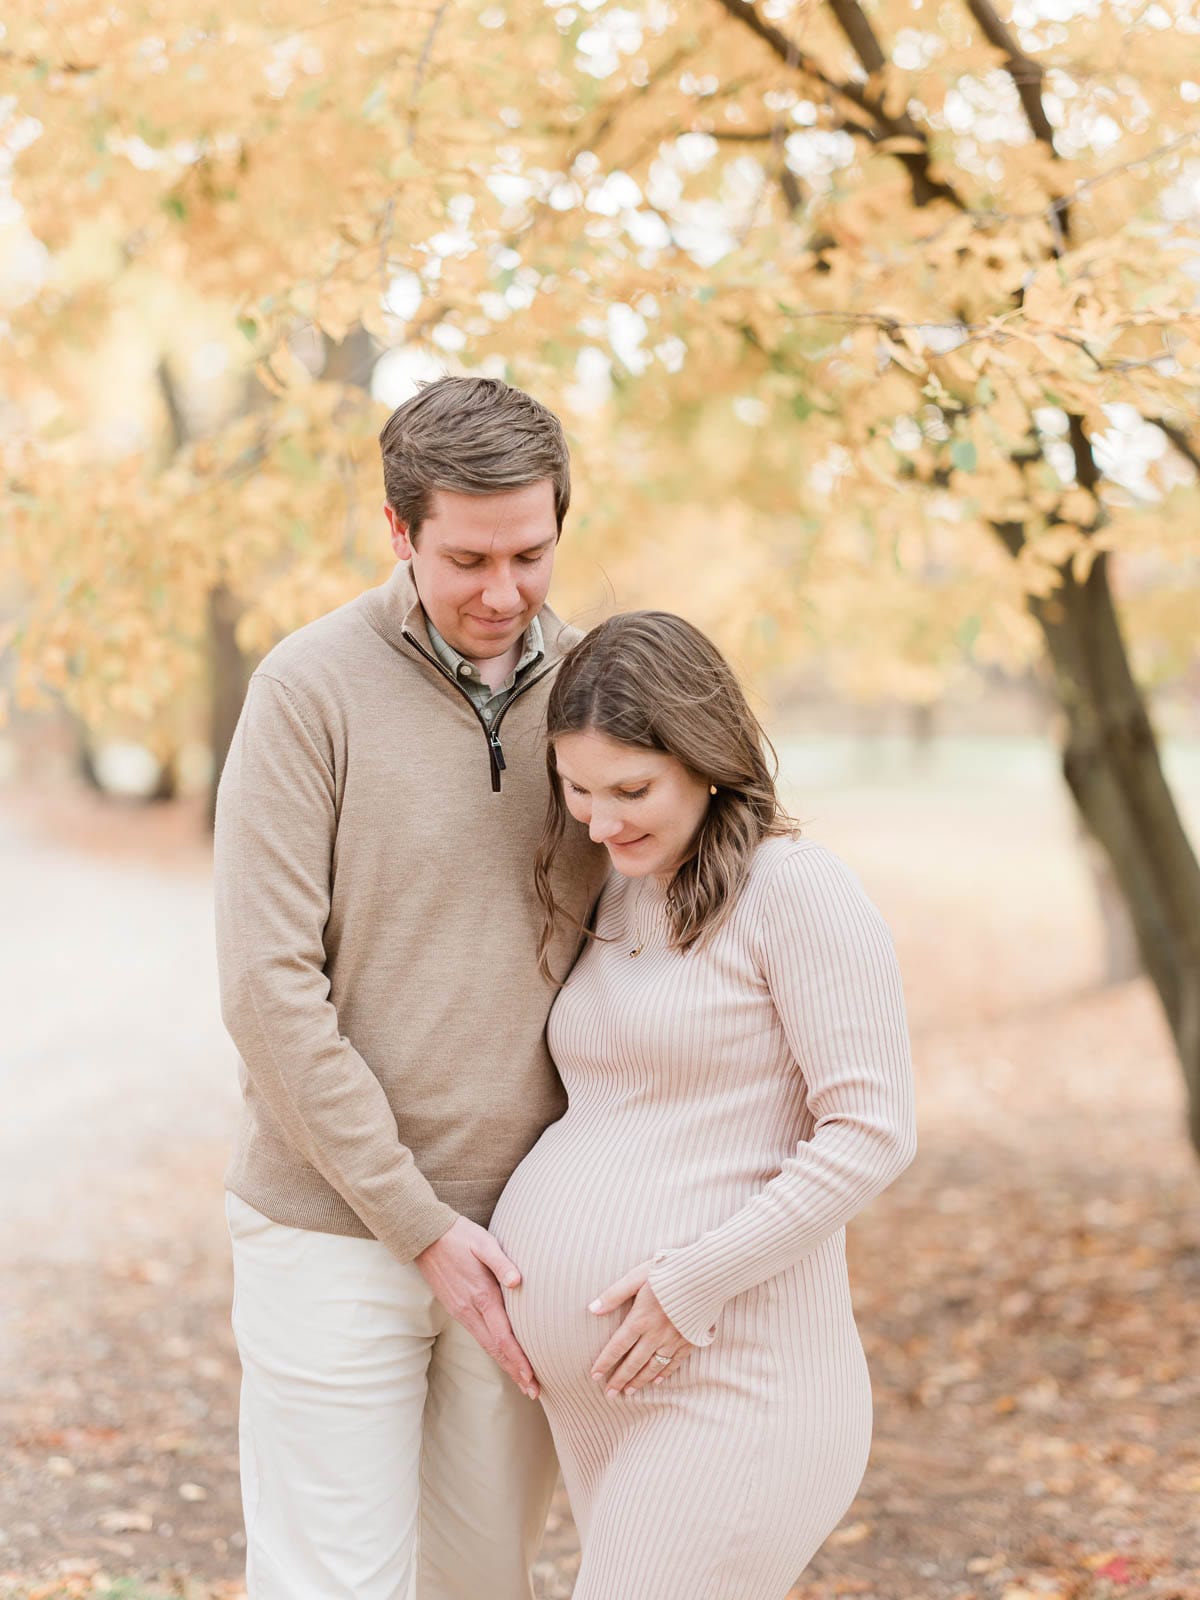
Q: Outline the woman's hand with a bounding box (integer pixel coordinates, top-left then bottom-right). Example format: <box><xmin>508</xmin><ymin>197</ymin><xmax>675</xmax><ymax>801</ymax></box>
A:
<box><xmin>588</xmin><ymin>1261</ymin><xmax>694</xmax><ymax>1396</ymax></box>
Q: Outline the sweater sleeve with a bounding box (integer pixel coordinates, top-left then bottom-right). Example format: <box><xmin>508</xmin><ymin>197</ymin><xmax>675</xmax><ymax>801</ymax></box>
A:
<box><xmin>213</xmin><ymin>672</ymin><xmax>459</xmax><ymax>1262</ymax></box>
<box><xmin>647</xmin><ymin>844</ymin><xmax>917</xmax><ymax>1346</ymax></box>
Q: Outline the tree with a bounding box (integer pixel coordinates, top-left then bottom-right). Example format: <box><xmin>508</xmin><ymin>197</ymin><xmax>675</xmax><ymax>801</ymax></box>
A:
<box><xmin>3</xmin><ymin>0</ymin><xmax>1200</xmax><ymax>1147</ymax></box>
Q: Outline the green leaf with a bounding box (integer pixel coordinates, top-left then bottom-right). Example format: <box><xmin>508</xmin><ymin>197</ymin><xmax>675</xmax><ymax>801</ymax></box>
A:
<box><xmin>951</xmin><ymin>438</ymin><xmax>977</xmax><ymax>473</ymax></box>
<box><xmin>162</xmin><ymin>193</ymin><xmax>187</xmax><ymax>222</ymax></box>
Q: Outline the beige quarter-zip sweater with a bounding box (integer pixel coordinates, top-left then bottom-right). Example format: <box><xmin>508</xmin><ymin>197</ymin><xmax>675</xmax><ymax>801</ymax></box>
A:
<box><xmin>214</xmin><ymin>561</ymin><xmax>607</xmax><ymax>1263</ymax></box>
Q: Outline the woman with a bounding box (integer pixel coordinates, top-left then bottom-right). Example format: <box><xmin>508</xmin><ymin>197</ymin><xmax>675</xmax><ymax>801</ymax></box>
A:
<box><xmin>489</xmin><ymin>612</ymin><xmax>916</xmax><ymax>1599</ymax></box>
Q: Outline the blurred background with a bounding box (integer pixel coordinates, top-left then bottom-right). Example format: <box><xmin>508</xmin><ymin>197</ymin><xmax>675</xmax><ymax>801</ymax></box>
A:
<box><xmin>2</xmin><ymin>1</ymin><xmax>1199</xmax><ymax>1597</ymax></box>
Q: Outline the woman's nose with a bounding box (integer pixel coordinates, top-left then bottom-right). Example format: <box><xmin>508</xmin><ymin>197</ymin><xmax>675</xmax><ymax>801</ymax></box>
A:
<box><xmin>589</xmin><ymin>810</ymin><xmax>622</xmax><ymax>843</ymax></box>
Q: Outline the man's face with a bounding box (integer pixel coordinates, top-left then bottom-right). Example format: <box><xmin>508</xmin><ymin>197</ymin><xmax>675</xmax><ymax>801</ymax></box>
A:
<box><xmin>385</xmin><ymin>481</ymin><xmax>558</xmax><ymax>663</ymax></box>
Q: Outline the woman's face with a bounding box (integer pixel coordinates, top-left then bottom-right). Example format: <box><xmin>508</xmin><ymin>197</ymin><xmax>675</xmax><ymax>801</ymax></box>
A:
<box><xmin>554</xmin><ymin>728</ymin><xmax>712</xmax><ymax>880</ymax></box>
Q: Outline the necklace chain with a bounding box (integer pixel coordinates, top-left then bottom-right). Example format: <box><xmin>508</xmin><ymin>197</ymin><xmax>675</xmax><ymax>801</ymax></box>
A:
<box><xmin>629</xmin><ymin>880</ymin><xmax>675</xmax><ymax>957</ymax></box>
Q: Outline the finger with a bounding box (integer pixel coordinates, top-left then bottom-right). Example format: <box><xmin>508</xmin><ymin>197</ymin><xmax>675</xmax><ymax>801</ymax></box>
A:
<box><xmin>590</xmin><ymin>1316</ymin><xmax>642</xmax><ymax>1384</ymax></box>
<box><xmin>634</xmin><ymin>1346</ymin><xmax>685</xmax><ymax>1392</ymax></box>
<box><xmin>474</xmin><ymin>1232</ymin><xmax>522</xmax><ymax>1290</ymax></box>
<box><xmin>589</xmin><ymin>1263</ymin><xmax>649</xmax><ymax>1315</ymax></box>
<box><xmin>475</xmin><ymin>1301</ymin><xmax>540</xmax><ymax>1399</ymax></box>
<box><xmin>602</xmin><ymin>1335</ymin><xmax>661</xmax><ymax>1396</ymax></box>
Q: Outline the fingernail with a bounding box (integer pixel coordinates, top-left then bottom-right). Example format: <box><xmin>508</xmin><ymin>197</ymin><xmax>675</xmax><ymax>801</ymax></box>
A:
<box><xmin>505</xmin><ymin>1273</ymin><xmax>520</xmax><ymax>1288</ymax></box>
<box><xmin>605</xmin><ymin>1388</ymin><xmax>618</xmax><ymax>1399</ymax></box>
<box><xmin>588</xmin><ymin>1300</ymin><xmax>602</xmax><ymax>1313</ymax></box>
<box><xmin>525</xmin><ymin>1387</ymin><xmax>538</xmax><ymax>1399</ymax></box>
<box><xmin>590</xmin><ymin>1371</ymin><xmax>602</xmax><ymax>1382</ymax></box>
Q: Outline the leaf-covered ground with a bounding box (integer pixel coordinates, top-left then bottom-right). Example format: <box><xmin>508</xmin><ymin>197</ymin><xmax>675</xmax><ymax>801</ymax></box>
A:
<box><xmin>2</xmin><ymin>747</ymin><xmax>1198</xmax><ymax>1600</ymax></box>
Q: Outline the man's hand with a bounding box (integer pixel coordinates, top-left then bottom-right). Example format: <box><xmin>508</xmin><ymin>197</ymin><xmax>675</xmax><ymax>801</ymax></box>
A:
<box><xmin>416</xmin><ymin>1217</ymin><xmax>540</xmax><ymax>1398</ymax></box>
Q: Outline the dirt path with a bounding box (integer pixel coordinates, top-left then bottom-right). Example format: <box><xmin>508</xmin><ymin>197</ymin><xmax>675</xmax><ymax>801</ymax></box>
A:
<box><xmin>2</xmin><ymin>748</ymin><xmax>1198</xmax><ymax>1600</ymax></box>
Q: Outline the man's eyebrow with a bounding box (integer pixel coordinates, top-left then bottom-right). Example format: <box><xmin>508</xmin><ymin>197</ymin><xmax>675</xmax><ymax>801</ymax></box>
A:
<box><xmin>443</xmin><ymin>539</ymin><xmax>555</xmax><ymax>558</ymax></box>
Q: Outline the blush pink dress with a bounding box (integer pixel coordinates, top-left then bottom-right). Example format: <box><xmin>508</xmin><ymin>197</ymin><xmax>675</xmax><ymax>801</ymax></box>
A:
<box><xmin>490</xmin><ymin>837</ymin><xmax>916</xmax><ymax>1600</ymax></box>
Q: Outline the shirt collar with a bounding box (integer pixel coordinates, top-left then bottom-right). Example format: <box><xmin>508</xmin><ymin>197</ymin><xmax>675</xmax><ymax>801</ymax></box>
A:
<box><xmin>425</xmin><ymin>613</ymin><xmax>545</xmax><ymax>694</ymax></box>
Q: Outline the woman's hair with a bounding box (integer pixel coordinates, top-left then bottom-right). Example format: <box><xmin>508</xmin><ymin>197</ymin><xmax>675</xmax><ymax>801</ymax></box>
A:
<box><xmin>535</xmin><ymin>611</ymin><xmax>797</xmax><ymax>981</ymax></box>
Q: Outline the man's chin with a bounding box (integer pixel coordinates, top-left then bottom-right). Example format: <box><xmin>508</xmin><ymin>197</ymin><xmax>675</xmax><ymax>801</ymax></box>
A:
<box><xmin>463</xmin><ymin>620</ymin><xmax>530</xmax><ymax>657</ymax></box>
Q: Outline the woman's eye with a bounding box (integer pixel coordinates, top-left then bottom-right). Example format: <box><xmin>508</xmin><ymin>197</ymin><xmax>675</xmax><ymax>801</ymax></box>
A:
<box><xmin>566</xmin><ymin>782</ymin><xmax>588</xmax><ymax>796</ymax></box>
<box><xmin>620</xmin><ymin>787</ymin><xmax>649</xmax><ymax>801</ymax></box>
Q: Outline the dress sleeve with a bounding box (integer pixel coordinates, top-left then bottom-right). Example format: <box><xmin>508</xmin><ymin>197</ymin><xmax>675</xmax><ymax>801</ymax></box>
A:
<box><xmin>213</xmin><ymin>672</ymin><xmax>459</xmax><ymax>1262</ymax></box>
<box><xmin>647</xmin><ymin>844</ymin><xmax>917</xmax><ymax>1346</ymax></box>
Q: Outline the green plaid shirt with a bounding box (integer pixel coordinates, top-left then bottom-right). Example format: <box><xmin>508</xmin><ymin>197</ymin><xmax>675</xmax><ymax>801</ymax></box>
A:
<box><xmin>425</xmin><ymin>614</ymin><xmax>546</xmax><ymax>725</ymax></box>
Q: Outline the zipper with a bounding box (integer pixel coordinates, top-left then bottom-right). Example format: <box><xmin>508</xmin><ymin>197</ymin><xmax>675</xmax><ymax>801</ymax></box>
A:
<box><xmin>401</xmin><ymin>628</ymin><xmax>557</xmax><ymax>793</ymax></box>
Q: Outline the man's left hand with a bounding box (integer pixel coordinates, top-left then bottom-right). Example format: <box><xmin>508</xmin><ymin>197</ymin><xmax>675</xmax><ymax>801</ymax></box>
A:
<box><xmin>588</xmin><ymin>1261</ymin><xmax>694</xmax><ymax>1396</ymax></box>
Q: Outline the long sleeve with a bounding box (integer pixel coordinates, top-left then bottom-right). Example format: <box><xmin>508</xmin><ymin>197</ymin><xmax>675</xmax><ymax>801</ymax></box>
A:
<box><xmin>647</xmin><ymin>845</ymin><xmax>916</xmax><ymax>1346</ymax></box>
<box><xmin>213</xmin><ymin>673</ymin><xmax>459</xmax><ymax>1261</ymax></box>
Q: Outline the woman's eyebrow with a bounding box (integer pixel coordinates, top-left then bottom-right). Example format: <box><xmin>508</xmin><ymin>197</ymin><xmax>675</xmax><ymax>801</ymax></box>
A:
<box><xmin>555</xmin><ymin>769</ymin><xmax>655</xmax><ymax>790</ymax></box>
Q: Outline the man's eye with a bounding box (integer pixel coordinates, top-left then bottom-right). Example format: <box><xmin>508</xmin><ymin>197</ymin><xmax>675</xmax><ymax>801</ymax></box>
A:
<box><xmin>450</xmin><ymin>558</ymin><xmax>481</xmax><ymax>570</ymax></box>
<box><xmin>519</xmin><ymin>552</ymin><xmax>545</xmax><ymax>564</ymax></box>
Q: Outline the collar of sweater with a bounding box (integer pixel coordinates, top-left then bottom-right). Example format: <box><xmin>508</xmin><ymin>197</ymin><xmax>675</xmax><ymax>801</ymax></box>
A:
<box><xmin>363</xmin><ymin>559</ymin><xmax>577</xmax><ymax>675</ymax></box>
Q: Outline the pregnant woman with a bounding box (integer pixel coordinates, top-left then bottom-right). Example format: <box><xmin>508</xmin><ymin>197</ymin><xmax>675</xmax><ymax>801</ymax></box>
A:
<box><xmin>489</xmin><ymin>612</ymin><xmax>917</xmax><ymax>1599</ymax></box>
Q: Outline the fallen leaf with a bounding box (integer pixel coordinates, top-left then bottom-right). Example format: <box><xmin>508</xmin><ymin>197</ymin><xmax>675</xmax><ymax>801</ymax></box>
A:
<box><xmin>96</xmin><ymin>1509</ymin><xmax>153</xmax><ymax>1533</ymax></box>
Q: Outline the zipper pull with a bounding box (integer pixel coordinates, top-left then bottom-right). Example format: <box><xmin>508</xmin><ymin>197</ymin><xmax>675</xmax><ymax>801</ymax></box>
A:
<box><xmin>488</xmin><ymin>729</ymin><xmax>506</xmax><ymax>791</ymax></box>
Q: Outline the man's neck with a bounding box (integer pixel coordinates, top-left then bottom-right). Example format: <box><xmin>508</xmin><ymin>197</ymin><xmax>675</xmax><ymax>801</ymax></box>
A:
<box><xmin>471</xmin><ymin>640</ymin><xmax>523</xmax><ymax>693</ymax></box>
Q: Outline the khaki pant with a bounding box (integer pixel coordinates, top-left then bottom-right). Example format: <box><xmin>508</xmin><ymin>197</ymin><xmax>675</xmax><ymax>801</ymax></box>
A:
<box><xmin>226</xmin><ymin>1194</ymin><xmax>558</xmax><ymax>1600</ymax></box>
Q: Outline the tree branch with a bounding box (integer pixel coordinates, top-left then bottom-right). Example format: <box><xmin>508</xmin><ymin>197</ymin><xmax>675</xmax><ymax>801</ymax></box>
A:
<box><xmin>959</xmin><ymin>0</ymin><xmax>1069</xmax><ymax>247</ymax></box>
<box><xmin>407</xmin><ymin>0</ymin><xmax>450</xmax><ymax>149</ymax></box>
<box><xmin>0</xmin><ymin>48</ymin><xmax>97</xmax><ymax>74</ymax></box>
<box><xmin>1155</xmin><ymin>418</ymin><xmax>1200</xmax><ymax>476</ymax></box>
<box><xmin>825</xmin><ymin>0</ymin><xmax>887</xmax><ymax>75</ymax></box>
<box><xmin>807</xmin><ymin>0</ymin><xmax>968</xmax><ymax>209</ymax></box>
<box><xmin>569</xmin><ymin>40</ymin><xmax>703</xmax><ymax>165</ymax></box>
<box><xmin>961</xmin><ymin>0</ymin><xmax>1056</xmax><ymax>149</ymax></box>
<box><xmin>710</xmin><ymin>0</ymin><xmax>972</xmax><ymax>209</ymax></box>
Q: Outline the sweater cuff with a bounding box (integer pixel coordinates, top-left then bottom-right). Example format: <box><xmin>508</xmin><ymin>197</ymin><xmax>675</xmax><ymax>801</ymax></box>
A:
<box><xmin>382</xmin><ymin>1195</ymin><xmax>460</xmax><ymax>1264</ymax></box>
<box><xmin>647</xmin><ymin>1249</ymin><xmax>724</xmax><ymax>1348</ymax></box>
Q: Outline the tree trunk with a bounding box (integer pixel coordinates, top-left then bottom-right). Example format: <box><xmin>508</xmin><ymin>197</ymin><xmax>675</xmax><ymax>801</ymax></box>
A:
<box><xmin>207</xmin><ymin>582</ymin><xmax>249</xmax><ymax>830</ymax></box>
<box><xmin>148</xmin><ymin>750</ymin><xmax>179</xmax><ymax>802</ymax></box>
<box><xmin>1078</xmin><ymin>820</ymin><xmax>1142</xmax><ymax>986</ymax></box>
<box><xmin>1026</xmin><ymin>551</ymin><xmax>1200</xmax><ymax>1153</ymax></box>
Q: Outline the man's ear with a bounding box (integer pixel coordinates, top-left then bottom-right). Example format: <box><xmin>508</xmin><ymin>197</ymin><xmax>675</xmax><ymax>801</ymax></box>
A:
<box><xmin>384</xmin><ymin>503</ymin><xmax>415</xmax><ymax>561</ymax></box>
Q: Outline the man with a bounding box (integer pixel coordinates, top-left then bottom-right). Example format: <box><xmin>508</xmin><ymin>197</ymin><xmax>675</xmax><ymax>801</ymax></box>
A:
<box><xmin>214</xmin><ymin>376</ymin><xmax>606</xmax><ymax>1599</ymax></box>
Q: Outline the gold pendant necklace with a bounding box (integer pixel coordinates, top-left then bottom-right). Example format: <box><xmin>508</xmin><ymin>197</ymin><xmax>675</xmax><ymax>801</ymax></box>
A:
<box><xmin>629</xmin><ymin>881</ymin><xmax>674</xmax><ymax>957</ymax></box>
<box><xmin>629</xmin><ymin>879</ymin><xmax>651</xmax><ymax>958</ymax></box>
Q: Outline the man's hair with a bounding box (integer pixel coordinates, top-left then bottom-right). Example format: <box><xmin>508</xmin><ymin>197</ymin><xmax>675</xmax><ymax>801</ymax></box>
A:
<box><xmin>378</xmin><ymin>375</ymin><xmax>571</xmax><ymax>542</ymax></box>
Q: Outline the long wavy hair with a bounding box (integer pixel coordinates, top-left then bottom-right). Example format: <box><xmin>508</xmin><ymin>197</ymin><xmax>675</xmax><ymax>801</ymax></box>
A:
<box><xmin>535</xmin><ymin>611</ymin><xmax>797</xmax><ymax>981</ymax></box>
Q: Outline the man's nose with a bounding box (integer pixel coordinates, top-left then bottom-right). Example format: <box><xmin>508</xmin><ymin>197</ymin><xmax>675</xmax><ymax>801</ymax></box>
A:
<box><xmin>480</xmin><ymin>568</ymin><xmax>521</xmax><ymax>614</ymax></box>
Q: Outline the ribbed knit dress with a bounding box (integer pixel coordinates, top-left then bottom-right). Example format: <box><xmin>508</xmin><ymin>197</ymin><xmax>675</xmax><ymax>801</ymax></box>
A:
<box><xmin>489</xmin><ymin>836</ymin><xmax>916</xmax><ymax>1600</ymax></box>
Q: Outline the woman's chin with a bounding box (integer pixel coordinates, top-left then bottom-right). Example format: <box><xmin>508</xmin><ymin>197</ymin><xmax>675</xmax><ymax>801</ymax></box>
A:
<box><xmin>606</xmin><ymin>839</ymin><xmax>657</xmax><ymax>876</ymax></box>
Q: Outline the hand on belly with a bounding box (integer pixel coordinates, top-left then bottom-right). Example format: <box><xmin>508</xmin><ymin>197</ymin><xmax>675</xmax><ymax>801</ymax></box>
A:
<box><xmin>586</xmin><ymin>1258</ymin><xmax>696</xmax><ymax>1397</ymax></box>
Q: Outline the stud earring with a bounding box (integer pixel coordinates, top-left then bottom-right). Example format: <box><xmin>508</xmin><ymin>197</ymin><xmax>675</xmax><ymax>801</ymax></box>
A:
<box><xmin>709</xmin><ymin>784</ymin><xmax>718</xmax><ymax>796</ymax></box>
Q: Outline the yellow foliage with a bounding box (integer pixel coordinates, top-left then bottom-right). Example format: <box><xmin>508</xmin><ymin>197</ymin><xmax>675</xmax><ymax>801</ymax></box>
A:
<box><xmin>2</xmin><ymin>0</ymin><xmax>1198</xmax><ymax>735</ymax></box>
